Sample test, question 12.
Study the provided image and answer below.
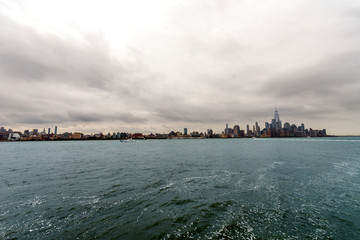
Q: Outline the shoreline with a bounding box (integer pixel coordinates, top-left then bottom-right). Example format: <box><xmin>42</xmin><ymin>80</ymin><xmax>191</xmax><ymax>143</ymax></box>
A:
<box><xmin>1</xmin><ymin>135</ymin><xmax>356</xmax><ymax>142</ymax></box>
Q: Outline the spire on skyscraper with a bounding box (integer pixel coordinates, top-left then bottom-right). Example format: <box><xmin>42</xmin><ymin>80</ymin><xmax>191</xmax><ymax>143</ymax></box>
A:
<box><xmin>274</xmin><ymin>107</ymin><xmax>280</xmax><ymax>123</ymax></box>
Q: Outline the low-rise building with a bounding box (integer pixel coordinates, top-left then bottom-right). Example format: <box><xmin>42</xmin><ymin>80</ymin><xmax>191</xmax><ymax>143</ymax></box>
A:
<box><xmin>73</xmin><ymin>132</ymin><xmax>82</xmax><ymax>139</ymax></box>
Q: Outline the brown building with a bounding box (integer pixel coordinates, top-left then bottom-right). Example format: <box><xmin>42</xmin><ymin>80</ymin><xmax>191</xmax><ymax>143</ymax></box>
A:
<box><xmin>131</xmin><ymin>133</ymin><xmax>144</xmax><ymax>139</ymax></box>
<box><xmin>73</xmin><ymin>132</ymin><xmax>82</xmax><ymax>139</ymax></box>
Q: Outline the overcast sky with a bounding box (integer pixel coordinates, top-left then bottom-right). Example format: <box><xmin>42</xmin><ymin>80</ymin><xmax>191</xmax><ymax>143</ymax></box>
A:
<box><xmin>1</xmin><ymin>0</ymin><xmax>360</xmax><ymax>135</ymax></box>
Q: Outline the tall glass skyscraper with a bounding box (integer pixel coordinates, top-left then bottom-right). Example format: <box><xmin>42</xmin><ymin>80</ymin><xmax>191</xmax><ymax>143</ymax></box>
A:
<box><xmin>274</xmin><ymin>107</ymin><xmax>280</xmax><ymax>123</ymax></box>
<box><xmin>272</xmin><ymin>107</ymin><xmax>282</xmax><ymax>135</ymax></box>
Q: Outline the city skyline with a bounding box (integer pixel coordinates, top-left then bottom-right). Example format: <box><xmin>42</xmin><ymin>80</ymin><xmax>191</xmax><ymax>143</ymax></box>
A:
<box><xmin>1</xmin><ymin>108</ymin><xmax>329</xmax><ymax>141</ymax></box>
<box><xmin>0</xmin><ymin>107</ymin><xmax>346</xmax><ymax>136</ymax></box>
<box><xmin>1</xmin><ymin>1</ymin><xmax>360</xmax><ymax>135</ymax></box>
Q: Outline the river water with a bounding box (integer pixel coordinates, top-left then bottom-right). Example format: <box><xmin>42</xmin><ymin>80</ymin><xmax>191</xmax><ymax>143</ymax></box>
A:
<box><xmin>1</xmin><ymin>138</ymin><xmax>360</xmax><ymax>239</ymax></box>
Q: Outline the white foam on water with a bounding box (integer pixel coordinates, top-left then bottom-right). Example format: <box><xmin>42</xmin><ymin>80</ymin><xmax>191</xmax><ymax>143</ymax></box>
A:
<box><xmin>28</xmin><ymin>196</ymin><xmax>46</xmax><ymax>207</ymax></box>
<box><xmin>333</xmin><ymin>161</ymin><xmax>359</xmax><ymax>176</ymax></box>
<box><xmin>235</xmin><ymin>179</ymin><xmax>244</xmax><ymax>187</ymax></box>
<box><xmin>160</xmin><ymin>182</ymin><xmax>174</xmax><ymax>191</ymax></box>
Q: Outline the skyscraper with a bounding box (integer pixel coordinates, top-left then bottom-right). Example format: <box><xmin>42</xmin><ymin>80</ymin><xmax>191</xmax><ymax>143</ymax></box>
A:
<box><xmin>274</xmin><ymin>107</ymin><xmax>280</xmax><ymax>123</ymax></box>
<box><xmin>184</xmin><ymin>128</ymin><xmax>188</xmax><ymax>135</ymax></box>
<box><xmin>284</xmin><ymin>122</ymin><xmax>291</xmax><ymax>130</ymax></box>
<box><xmin>225</xmin><ymin>123</ymin><xmax>229</xmax><ymax>135</ymax></box>
<box><xmin>55</xmin><ymin>126</ymin><xmax>58</xmax><ymax>135</ymax></box>
<box><xmin>233</xmin><ymin>125</ymin><xmax>240</xmax><ymax>137</ymax></box>
<box><xmin>48</xmin><ymin>128</ymin><xmax>51</xmax><ymax>135</ymax></box>
<box><xmin>273</xmin><ymin>107</ymin><xmax>282</xmax><ymax>134</ymax></box>
<box><xmin>255</xmin><ymin>122</ymin><xmax>260</xmax><ymax>135</ymax></box>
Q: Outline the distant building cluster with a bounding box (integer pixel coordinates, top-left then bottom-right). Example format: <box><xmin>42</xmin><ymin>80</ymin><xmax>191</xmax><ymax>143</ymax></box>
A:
<box><xmin>0</xmin><ymin>109</ymin><xmax>327</xmax><ymax>142</ymax></box>
<box><xmin>0</xmin><ymin>126</ymin><xmax>136</xmax><ymax>141</ymax></box>
<box><xmin>222</xmin><ymin>107</ymin><xmax>327</xmax><ymax>138</ymax></box>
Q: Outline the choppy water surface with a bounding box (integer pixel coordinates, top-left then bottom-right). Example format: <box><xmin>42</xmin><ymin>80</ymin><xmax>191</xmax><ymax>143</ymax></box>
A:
<box><xmin>1</xmin><ymin>138</ymin><xmax>360</xmax><ymax>239</ymax></box>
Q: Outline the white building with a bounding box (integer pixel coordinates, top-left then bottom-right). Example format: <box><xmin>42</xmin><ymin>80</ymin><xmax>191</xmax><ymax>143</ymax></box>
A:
<box><xmin>8</xmin><ymin>133</ymin><xmax>20</xmax><ymax>141</ymax></box>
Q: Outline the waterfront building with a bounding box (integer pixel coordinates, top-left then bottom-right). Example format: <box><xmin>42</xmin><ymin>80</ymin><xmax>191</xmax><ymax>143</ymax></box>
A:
<box><xmin>132</xmin><ymin>133</ymin><xmax>144</xmax><ymax>139</ymax></box>
<box><xmin>0</xmin><ymin>131</ymin><xmax>9</xmax><ymax>141</ymax></box>
<box><xmin>240</xmin><ymin>130</ymin><xmax>245</xmax><ymax>137</ymax></box>
<box><xmin>61</xmin><ymin>132</ymin><xmax>71</xmax><ymax>139</ymax></box>
<box><xmin>301</xmin><ymin>123</ymin><xmax>305</xmax><ymax>133</ymax></box>
<box><xmin>271</xmin><ymin>107</ymin><xmax>282</xmax><ymax>136</ymax></box>
<box><xmin>73</xmin><ymin>132</ymin><xmax>82</xmax><ymax>139</ymax></box>
<box><xmin>7</xmin><ymin>133</ymin><xmax>20</xmax><ymax>141</ymax></box>
<box><xmin>233</xmin><ymin>125</ymin><xmax>240</xmax><ymax>138</ymax></box>
<box><xmin>271</xmin><ymin>118</ymin><xmax>276</xmax><ymax>129</ymax></box>
<box><xmin>255</xmin><ymin>122</ymin><xmax>260</xmax><ymax>135</ymax></box>
<box><xmin>283</xmin><ymin>122</ymin><xmax>291</xmax><ymax>130</ymax></box>
<box><xmin>322</xmin><ymin>129</ymin><xmax>327</xmax><ymax>136</ymax></box>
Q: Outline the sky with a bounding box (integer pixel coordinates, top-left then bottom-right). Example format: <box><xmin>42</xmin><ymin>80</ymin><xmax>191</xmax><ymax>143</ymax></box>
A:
<box><xmin>1</xmin><ymin>0</ymin><xmax>360</xmax><ymax>135</ymax></box>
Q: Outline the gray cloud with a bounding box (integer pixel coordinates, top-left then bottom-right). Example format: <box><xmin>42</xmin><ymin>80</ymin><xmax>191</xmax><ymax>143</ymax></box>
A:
<box><xmin>0</xmin><ymin>14</ymin><xmax>149</xmax><ymax>95</ymax></box>
<box><xmin>261</xmin><ymin>52</ymin><xmax>360</xmax><ymax>97</ymax></box>
<box><xmin>259</xmin><ymin>52</ymin><xmax>360</xmax><ymax>120</ymax></box>
<box><xmin>1</xmin><ymin>1</ymin><xmax>360</xmax><ymax>135</ymax></box>
<box><xmin>67</xmin><ymin>111</ymin><xmax>148</xmax><ymax>124</ymax></box>
<box><xmin>6</xmin><ymin>113</ymin><xmax>66</xmax><ymax>125</ymax></box>
<box><xmin>0</xmin><ymin>13</ymin><xmax>154</xmax><ymax>129</ymax></box>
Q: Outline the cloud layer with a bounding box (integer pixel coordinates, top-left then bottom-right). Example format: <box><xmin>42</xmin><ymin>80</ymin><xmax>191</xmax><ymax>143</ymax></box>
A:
<box><xmin>1</xmin><ymin>0</ymin><xmax>360</xmax><ymax>134</ymax></box>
